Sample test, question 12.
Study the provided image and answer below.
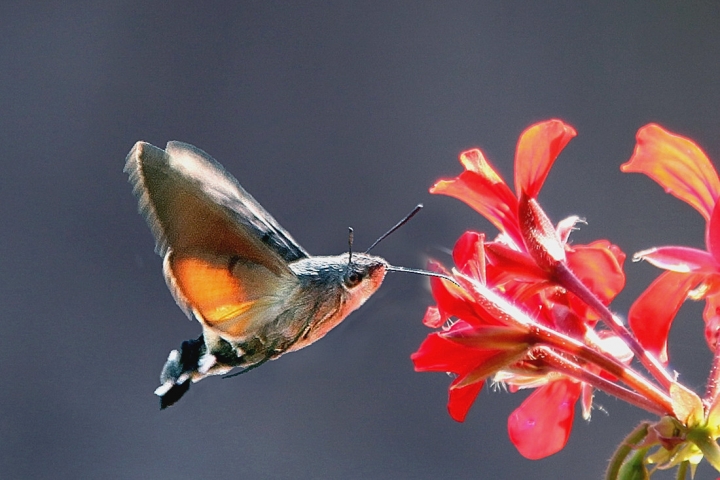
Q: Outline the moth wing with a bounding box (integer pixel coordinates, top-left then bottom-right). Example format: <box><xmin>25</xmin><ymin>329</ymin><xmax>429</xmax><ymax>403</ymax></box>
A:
<box><xmin>166</xmin><ymin>253</ymin><xmax>294</xmax><ymax>339</ymax></box>
<box><xmin>126</xmin><ymin>141</ymin><xmax>309</xmax><ymax>265</ymax></box>
<box><xmin>125</xmin><ymin>141</ymin><xmax>305</xmax><ymax>327</ymax></box>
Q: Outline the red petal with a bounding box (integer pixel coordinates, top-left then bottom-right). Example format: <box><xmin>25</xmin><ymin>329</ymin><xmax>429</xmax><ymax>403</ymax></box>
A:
<box><xmin>708</xmin><ymin>201</ymin><xmax>720</xmax><ymax>261</ymax></box>
<box><xmin>432</xmin><ymin>149</ymin><xmax>523</xmax><ymax>248</ymax></box>
<box><xmin>411</xmin><ymin>328</ymin><xmax>497</xmax><ymax>374</ymax></box>
<box><xmin>628</xmin><ymin>271</ymin><xmax>705</xmax><ymax>363</ymax></box>
<box><xmin>514</xmin><ymin>119</ymin><xmax>577</xmax><ymax>199</ymax></box>
<box><xmin>447</xmin><ymin>376</ymin><xmax>484</xmax><ymax>422</ymax></box>
<box><xmin>566</xmin><ymin>240</ymin><xmax>626</xmax><ymax>304</ymax></box>
<box><xmin>422</xmin><ymin>305</ymin><xmax>444</xmax><ymax>328</ymax></box>
<box><xmin>410</xmin><ymin>320</ymin><xmax>506</xmax><ymax>377</ymax></box>
<box><xmin>429</xmin><ymin>273</ymin><xmax>482</xmax><ymax>326</ymax></box>
<box><xmin>703</xmin><ymin>292</ymin><xmax>720</xmax><ymax>350</ymax></box>
<box><xmin>426</xmin><ymin>260</ymin><xmax>480</xmax><ymax>324</ymax></box>
<box><xmin>621</xmin><ymin>124</ymin><xmax>720</xmax><ymax>222</ymax></box>
<box><xmin>635</xmin><ymin>246</ymin><xmax>718</xmax><ymax>273</ymax></box>
<box><xmin>453</xmin><ymin>231</ymin><xmax>486</xmax><ymax>281</ymax></box>
<box><xmin>430</xmin><ymin>265</ymin><xmax>516</xmax><ymax>328</ymax></box>
<box><xmin>484</xmin><ymin>242</ymin><xmax>548</xmax><ymax>283</ymax></box>
<box><xmin>507</xmin><ymin>380</ymin><xmax>582</xmax><ymax>459</ymax></box>
<box><xmin>547</xmin><ymin>301</ymin><xmax>589</xmax><ymax>339</ymax></box>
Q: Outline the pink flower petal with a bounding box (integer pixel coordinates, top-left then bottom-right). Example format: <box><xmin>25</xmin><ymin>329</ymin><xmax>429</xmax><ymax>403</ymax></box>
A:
<box><xmin>621</xmin><ymin>124</ymin><xmax>720</xmax><ymax>222</ymax></box>
<box><xmin>635</xmin><ymin>246</ymin><xmax>718</xmax><ymax>273</ymax></box>
<box><xmin>556</xmin><ymin>215</ymin><xmax>583</xmax><ymax>244</ymax></box>
<box><xmin>580</xmin><ymin>383</ymin><xmax>594</xmax><ymax>421</ymax></box>
<box><xmin>514</xmin><ymin>119</ymin><xmax>577</xmax><ymax>199</ymax></box>
<box><xmin>628</xmin><ymin>271</ymin><xmax>705</xmax><ymax>363</ymax></box>
<box><xmin>507</xmin><ymin>380</ymin><xmax>582</xmax><ymax>459</ymax></box>
<box><xmin>422</xmin><ymin>305</ymin><xmax>444</xmax><ymax>328</ymax></box>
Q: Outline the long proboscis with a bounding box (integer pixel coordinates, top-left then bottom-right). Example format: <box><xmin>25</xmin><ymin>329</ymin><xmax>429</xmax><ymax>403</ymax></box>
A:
<box><xmin>386</xmin><ymin>264</ymin><xmax>460</xmax><ymax>286</ymax></box>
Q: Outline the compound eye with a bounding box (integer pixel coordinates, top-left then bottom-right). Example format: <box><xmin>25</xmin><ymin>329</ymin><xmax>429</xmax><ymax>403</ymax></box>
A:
<box><xmin>344</xmin><ymin>270</ymin><xmax>363</xmax><ymax>288</ymax></box>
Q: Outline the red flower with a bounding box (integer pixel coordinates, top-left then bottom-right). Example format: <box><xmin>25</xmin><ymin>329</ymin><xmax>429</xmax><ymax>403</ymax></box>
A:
<box><xmin>432</xmin><ymin>121</ymin><xmax>624</xmax><ymax>312</ymax></box>
<box><xmin>508</xmin><ymin>379</ymin><xmax>582</xmax><ymax>460</ymax></box>
<box><xmin>413</xmin><ymin>232</ymin><xmax>628</xmax><ymax>458</ymax></box>
<box><xmin>622</xmin><ymin>124</ymin><xmax>720</xmax><ymax>361</ymax></box>
<box><xmin>431</xmin><ymin>120</ymin><xmax>576</xmax><ymax>260</ymax></box>
<box><xmin>414</xmin><ymin>120</ymin><xmax>629</xmax><ymax>459</ymax></box>
<box><xmin>412</xmin><ymin>234</ymin><xmax>536</xmax><ymax>423</ymax></box>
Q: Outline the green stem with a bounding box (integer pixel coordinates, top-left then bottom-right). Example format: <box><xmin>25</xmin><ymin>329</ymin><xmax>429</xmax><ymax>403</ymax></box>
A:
<box><xmin>675</xmin><ymin>461</ymin><xmax>688</xmax><ymax>480</ymax></box>
<box><xmin>605</xmin><ymin>422</ymin><xmax>650</xmax><ymax>480</ymax></box>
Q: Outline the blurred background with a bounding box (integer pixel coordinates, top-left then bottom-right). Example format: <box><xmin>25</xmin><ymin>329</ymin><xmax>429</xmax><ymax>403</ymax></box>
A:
<box><xmin>2</xmin><ymin>2</ymin><xmax>719</xmax><ymax>478</ymax></box>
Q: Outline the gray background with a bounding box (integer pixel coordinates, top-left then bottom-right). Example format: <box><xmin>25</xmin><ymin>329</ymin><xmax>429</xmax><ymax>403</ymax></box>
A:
<box><xmin>1</xmin><ymin>2</ymin><xmax>719</xmax><ymax>479</ymax></box>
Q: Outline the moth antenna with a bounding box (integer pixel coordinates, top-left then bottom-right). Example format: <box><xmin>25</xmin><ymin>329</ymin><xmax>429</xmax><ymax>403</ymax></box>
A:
<box><xmin>348</xmin><ymin>227</ymin><xmax>354</xmax><ymax>265</ymax></box>
<box><xmin>386</xmin><ymin>265</ymin><xmax>460</xmax><ymax>286</ymax></box>
<box><xmin>366</xmin><ymin>204</ymin><xmax>423</xmax><ymax>253</ymax></box>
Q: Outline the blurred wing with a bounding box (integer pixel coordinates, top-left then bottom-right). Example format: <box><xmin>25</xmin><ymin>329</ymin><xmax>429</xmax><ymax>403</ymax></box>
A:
<box><xmin>125</xmin><ymin>141</ymin><xmax>306</xmax><ymax>326</ymax></box>
<box><xmin>167</xmin><ymin>253</ymin><xmax>292</xmax><ymax>338</ymax></box>
<box><xmin>125</xmin><ymin>141</ymin><xmax>308</xmax><ymax>269</ymax></box>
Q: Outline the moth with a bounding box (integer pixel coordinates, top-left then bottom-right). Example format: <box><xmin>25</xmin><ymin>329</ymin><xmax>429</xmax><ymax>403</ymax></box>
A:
<box><xmin>125</xmin><ymin>141</ymin><xmax>435</xmax><ymax>408</ymax></box>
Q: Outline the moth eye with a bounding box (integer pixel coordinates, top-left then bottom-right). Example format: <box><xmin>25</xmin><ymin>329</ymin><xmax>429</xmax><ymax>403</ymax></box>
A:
<box><xmin>344</xmin><ymin>270</ymin><xmax>364</xmax><ymax>288</ymax></box>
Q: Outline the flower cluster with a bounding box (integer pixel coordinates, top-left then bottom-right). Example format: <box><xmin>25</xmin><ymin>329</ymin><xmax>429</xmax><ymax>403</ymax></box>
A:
<box><xmin>413</xmin><ymin>120</ymin><xmax>720</xmax><ymax>478</ymax></box>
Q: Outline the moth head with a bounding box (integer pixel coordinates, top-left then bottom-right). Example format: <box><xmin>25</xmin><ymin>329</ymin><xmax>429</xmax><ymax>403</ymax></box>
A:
<box><xmin>292</xmin><ymin>253</ymin><xmax>387</xmax><ymax>302</ymax></box>
<box><xmin>342</xmin><ymin>252</ymin><xmax>387</xmax><ymax>295</ymax></box>
<box><xmin>285</xmin><ymin>253</ymin><xmax>387</xmax><ymax>352</ymax></box>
